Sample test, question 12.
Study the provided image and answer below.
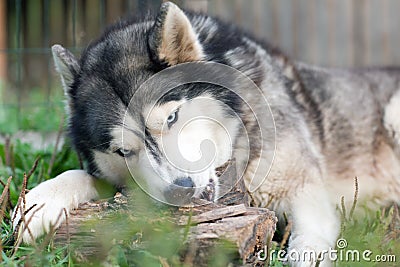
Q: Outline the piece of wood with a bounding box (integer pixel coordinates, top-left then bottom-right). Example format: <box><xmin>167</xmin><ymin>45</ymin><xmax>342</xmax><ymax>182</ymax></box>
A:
<box><xmin>177</xmin><ymin>204</ymin><xmax>248</xmax><ymax>225</ymax></box>
<box><xmin>181</xmin><ymin>206</ymin><xmax>276</xmax><ymax>265</ymax></box>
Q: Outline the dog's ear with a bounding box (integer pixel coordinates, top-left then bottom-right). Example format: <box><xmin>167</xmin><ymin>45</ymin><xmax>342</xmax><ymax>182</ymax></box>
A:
<box><xmin>51</xmin><ymin>44</ymin><xmax>79</xmax><ymax>95</ymax></box>
<box><xmin>148</xmin><ymin>2</ymin><xmax>204</xmax><ymax>65</ymax></box>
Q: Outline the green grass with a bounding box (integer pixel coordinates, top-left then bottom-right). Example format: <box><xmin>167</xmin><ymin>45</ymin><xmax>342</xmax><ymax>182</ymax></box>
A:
<box><xmin>0</xmin><ymin>85</ymin><xmax>65</xmax><ymax>134</ymax></box>
<box><xmin>0</xmin><ymin>140</ymin><xmax>80</xmax><ymax>266</ymax></box>
<box><xmin>267</xmin><ymin>206</ymin><xmax>399</xmax><ymax>266</ymax></box>
<box><xmin>0</xmin><ymin>140</ymin><xmax>80</xmax><ymax>205</ymax></box>
<box><xmin>336</xmin><ymin>204</ymin><xmax>400</xmax><ymax>266</ymax></box>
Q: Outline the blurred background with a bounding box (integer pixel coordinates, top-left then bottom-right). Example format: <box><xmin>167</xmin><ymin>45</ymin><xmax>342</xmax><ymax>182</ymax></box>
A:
<box><xmin>0</xmin><ymin>0</ymin><xmax>400</xmax><ymax>136</ymax></box>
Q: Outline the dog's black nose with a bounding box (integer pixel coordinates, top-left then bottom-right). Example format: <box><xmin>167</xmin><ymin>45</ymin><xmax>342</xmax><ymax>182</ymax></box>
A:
<box><xmin>164</xmin><ymin>177</ymin><xmax>195</xmax><ymax>205</ymax></box>
<box><xmin>174</xmin><ymin>177</ymin><xmax>195</xmax><ymax>188</ymax></box>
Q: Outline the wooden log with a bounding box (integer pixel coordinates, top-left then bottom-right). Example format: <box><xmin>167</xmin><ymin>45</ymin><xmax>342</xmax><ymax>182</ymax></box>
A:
<box><xmin>54</xmin><ymin>161</ymin><xmax>277</xmax><ymax>265</ymax></box>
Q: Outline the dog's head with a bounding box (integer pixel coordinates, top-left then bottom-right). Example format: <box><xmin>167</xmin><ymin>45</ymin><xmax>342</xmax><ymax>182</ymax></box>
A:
<box><xmin>51</xmin><ymin>2</ymin><xmax>253</xmax><ymax>205</ymax></box>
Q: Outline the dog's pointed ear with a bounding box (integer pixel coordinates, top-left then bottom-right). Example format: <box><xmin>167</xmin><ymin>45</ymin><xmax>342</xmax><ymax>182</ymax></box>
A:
<box><xmin>51</xmin><ymin>44</ymin><xmax>79</xmax><ymax>94</ymax></box>
<box><xmin>148</xmin><ymin>2</ymin><xmax>204</xmax><ymax>65</ymax></box>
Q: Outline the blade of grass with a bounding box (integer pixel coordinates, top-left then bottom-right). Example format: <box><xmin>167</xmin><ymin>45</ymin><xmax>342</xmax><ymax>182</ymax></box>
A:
<box><xmin>0</xmin><ymin>176</ymin><xmax>13</xmax><ymax>261</ymax></box>
<box><xmin>26</xmin><ymin>157</ymin><xmax>40</xmax><ymax>181</ymax></box>
<box><xmin>12</xmin><ymin>203</ymin><xmax>44</xmax><ymax>256</ymax></box>
<box><xmin>0</xmin><ymin>176</ymin><xmax>13</xmax><ymax>219</ymax></box>
<box><xmin>0</xmin><ymin>176</ymin><xmax>12</xmax><ymax>210</ymax></box>
<box><xmin>47</xmin><ymin>114</ymin><xmax>64</xmax><ymax>176</ymax></box>
<box><xmin>349</xmin><ymin>177</ymin><xmax>359</xmax><ymax>219</ymax></box>
<box><xmin>4</xmin><ymin>136</ymin><xmax>10</xmax><ymax>167</ymax></box>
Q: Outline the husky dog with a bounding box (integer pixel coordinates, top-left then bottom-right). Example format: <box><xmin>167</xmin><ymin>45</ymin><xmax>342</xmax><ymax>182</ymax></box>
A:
<box><xmin>12</xmin><ymin>2</ymin><xmax>400</xmax><ymax>266</ymax></box>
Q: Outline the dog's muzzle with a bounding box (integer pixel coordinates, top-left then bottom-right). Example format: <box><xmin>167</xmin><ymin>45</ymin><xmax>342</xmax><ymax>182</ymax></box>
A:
<box><xmin>163</xmin><ymin>177</ymin><xmax>216</xmax><ymax>206</ymax></box>
<box><xmin>164</xmin><ymin>177</ymin><xmax>195</xmax><ymax>205</ymax></box>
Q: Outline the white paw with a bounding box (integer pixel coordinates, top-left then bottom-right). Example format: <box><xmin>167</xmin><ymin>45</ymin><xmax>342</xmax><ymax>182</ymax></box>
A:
<box><xmin>286</xmin><ymin>184</ymin><xmax>340</xmax><ymax>266</ymax></box>
<box><xmin>12</xmin><ymin>170</ymin><xmax>98</xmax><ymax>244</ymax></box>
<box><xmin>287</xmin><ymin>236</ymin><xmax>334</xmax><ymax>267</ymax></box>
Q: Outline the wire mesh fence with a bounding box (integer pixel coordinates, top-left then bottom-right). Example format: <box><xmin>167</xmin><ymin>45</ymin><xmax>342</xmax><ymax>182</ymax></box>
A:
<box><xmin>0</xmin><ymin>0</ymin><xmax>399</xmax><ymax>134</ymax></box>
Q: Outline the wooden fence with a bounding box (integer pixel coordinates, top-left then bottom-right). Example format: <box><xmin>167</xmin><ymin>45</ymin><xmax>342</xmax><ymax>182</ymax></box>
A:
<box><xmin>2</xmin><ymin>0</ymin><xmax>400</xmax><ymax>87</ymax></box>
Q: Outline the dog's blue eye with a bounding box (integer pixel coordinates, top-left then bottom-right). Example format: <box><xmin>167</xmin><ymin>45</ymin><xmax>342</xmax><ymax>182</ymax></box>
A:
<box><xmin>115</xmin><ymin>148</ymin><xmax>134</xmax><ymax>158</ymax></box>
<box><xmin>167</xmin><ymin>110</ymin><xmax>179</xmax><ymax>127</ymax></box>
